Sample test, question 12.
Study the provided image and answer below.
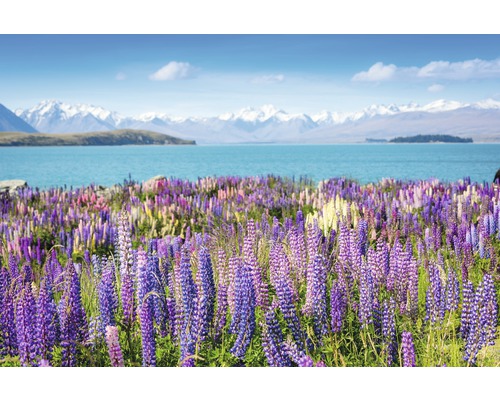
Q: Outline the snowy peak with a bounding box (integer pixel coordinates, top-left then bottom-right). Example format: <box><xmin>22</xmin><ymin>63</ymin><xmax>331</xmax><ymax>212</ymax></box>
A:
<box><xmin>17</xmin><ymin>100</ymin><xmax>126</xmax><ymax>127</ymax></box>
<box><xmin>9</xmin><ymin>97</ymin><xmax>500</xmax><ymax>143</ymax></box>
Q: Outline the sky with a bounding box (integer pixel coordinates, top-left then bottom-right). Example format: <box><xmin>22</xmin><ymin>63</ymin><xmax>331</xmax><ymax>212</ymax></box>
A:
<box><xmin>2</xmin><ymin>35</ymin><xmax>500</xmax><ymax>117</ymax></box>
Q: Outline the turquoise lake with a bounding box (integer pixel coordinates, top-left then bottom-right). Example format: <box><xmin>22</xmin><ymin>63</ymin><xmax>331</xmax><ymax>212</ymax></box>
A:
<box><xmin>0</xmin><ymin>144</ymin><xmax>499</xmax><ymax>189</ymax></box>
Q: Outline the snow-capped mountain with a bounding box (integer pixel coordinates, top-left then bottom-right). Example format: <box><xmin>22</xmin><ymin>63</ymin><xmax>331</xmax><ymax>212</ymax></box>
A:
<box><xmin>11</xmin><ymin>98</ymin><xmax>500</xmax><ymax>143</ymax></box>
<box><xmin>16</xmin><ymin>100</ymin><xmax>126</xmax><ymax>133</ymax></box>
<box><xmin>0</xmin><ymin>103</ymin><xmax>37</xmax><ymax>133</ymax></box>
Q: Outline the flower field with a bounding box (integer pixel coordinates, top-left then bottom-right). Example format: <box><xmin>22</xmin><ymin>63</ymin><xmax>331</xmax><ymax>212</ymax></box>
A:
<box><xmin>0</xmin><ymin>175</ymin><xmax>499</xmax><ymax>367</ymax></box>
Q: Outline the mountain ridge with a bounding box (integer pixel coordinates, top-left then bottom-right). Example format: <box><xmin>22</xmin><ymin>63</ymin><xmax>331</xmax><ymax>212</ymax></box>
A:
<box><xmin>7</xmin><ymin>98</ymin><xmax>500</xmax><ymax>143</ymax></box>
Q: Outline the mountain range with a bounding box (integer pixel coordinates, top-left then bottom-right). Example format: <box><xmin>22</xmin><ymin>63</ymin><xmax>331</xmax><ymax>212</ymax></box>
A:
<box><xmin>2</xmin><ymin>99</ymin><xmax>500</xmax><ymax>143</ymax></box>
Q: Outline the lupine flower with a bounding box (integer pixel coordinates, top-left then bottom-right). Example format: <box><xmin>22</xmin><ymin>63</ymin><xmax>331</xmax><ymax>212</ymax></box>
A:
<box><xmin>330</xmin><ymin>280</ymin><xmax>347</xmax><ymax>333</ymax></box>
<box><xmin>116</xmin><ymin>212</ymin><xmax>135</xmax><ymax>327</ymax></box>
<box><xmin>311</xmin><ymin>254</ymin><xmax>328</xmax><ymax>339</ymax></box>
<box><xmin>59</xmin><ymin>262</ymin><xmax>88</xmax><ymax>367</ymax></box>
<box><xmin>98</xmin><ymin>257</ymin><xmax>118</xmax><ymax>332</ymax></box>
<box><xmin>401</xmin><ymin>331</ymin><xmax>416</xmax><ymax>367</ymax></box>
<box><xmin>35</xmin><ymin>280</ymin><xmax>58</xmax><ymax>362</ymax></box>
<box><xmin>358</xmin><ymin>261</ymin><xmax>374</xmax><ymax>328</ymax></box>
<box><xmin>214</xmin><ymin>249</ymin><xmax>228</xmax><ymax>342</ymax></box>
<box><xmin>194</xmin><ymin>246</ymin><xmax>215</xmax><ymax>342</ymax></box>
<box><xmin>445</xmin><ymin>267</ymin><xmax>460</xmax><ymax>312</ymax></box>
<box><xmin>16</xmin><ymin>283</ymin><xmax>37</xmax><ymax>366</ymax></box>
<box><xmin>270</xmin><ymin>244</ymin><xmax>305</xmax><ymax>351</ymax></box>
<box><xmin>105</xmin><ymin>325</ymin><xmax>124</xmax><ymax>367</ymax></box>
<box><xmin>382</xmin><ymin>297</ymin><xmax>396</xmax><ymax>366</ymax></box>
<box><xmin>460</xmin><ymin>281</ymin><xmax>474</xmax><ymax>340</ymax></box>
<box><xmin>179</xmin><ymin>245</ymin><xmax>197</xmax><ymax>367</ymax></box>
<box><xmin>229</xmin><ymin>257</ymin><xmax>256</xmax><ymax>360</ymax></box>
<box><xmin>425</xmin><ymin>263</ymin><xmax>445</xmax><ymax>323</ymax></box>
<box><xmin>0</xmin><ymin>268</ymin><xmax>17</xmax><ymax>357</ymax></box>
<box><xmin>261</xmin><ymin>308</ymin><xmax>291</xmax><ymax>367</ymax></box>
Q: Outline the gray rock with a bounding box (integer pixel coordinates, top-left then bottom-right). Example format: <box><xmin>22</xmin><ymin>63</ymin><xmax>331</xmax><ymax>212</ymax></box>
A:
<box><xmin>0</xmin><ymin>179</ymin><xmax>27</xmax><ymax>194</ymax></box>
<box><xmin>143</xmin><ymin>175</ymin><xmax>166</xmax><ymax>189</ymax></box>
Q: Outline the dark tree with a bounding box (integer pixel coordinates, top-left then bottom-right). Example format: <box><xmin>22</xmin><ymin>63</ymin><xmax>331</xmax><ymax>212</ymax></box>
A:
<box><xmin>494</xmin><ymin>169</ymin><xmax>500</xmax><ymax>183</ymax></box>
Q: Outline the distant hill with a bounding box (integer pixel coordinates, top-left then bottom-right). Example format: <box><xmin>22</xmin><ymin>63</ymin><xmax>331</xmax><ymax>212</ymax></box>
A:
<box><xmin>0</xmin><ymin>104</ymin><xmax>38</xmax><ymax>133</ymax></box>
<box><xmin>0</xmin><ymin>129</ymin><xmax>196</xmax><ymax>146</ymax></box>
<box><xmin>389</xmin><ymin>134</ymin><xmax>473</xmax><ymax>143</ymax></box>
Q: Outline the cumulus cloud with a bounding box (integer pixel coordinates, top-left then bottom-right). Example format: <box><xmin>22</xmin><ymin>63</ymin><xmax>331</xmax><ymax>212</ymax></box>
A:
<box><xmin>251</xmin><ymin>74</ymin><xmax>285</xmax><ymax>84</ymax></box>
<box><xmin>149</xmin><ymin>61</ymin><xmax>197</xmax><ymax>81</ymax></box>
<box><xmin>115</xmin><ymin>72</ymin><xmax>126</xmax><ymax>81</ymax></box>
<box><xmin>351</xmin><ymin>62</ymin><xmax>398</xmax><ymax>82</ymax></box>
<box><xmin>427</xmin><ymin>84</ymin><xmax>444</xmax><ymax>93</ymax></box>
<box><xmin>352</xmin><ymin>58</ymin><xmax>500</xmax><ymax>82</ymax></box>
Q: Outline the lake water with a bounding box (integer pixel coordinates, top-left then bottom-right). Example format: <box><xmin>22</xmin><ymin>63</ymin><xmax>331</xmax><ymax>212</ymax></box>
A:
<box><xmin>0</xmin><ymin>144</ymin><xmax>499</xmax><ymax>189</ymax></box>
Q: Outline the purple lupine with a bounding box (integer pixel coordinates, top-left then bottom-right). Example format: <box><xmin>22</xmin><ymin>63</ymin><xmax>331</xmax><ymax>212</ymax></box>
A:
<box><xmin>330</xmin><ymin>280</ymin><xmax>347</xmax><ymax>333</ymax></box>
<box><xmin>358</xmin><ymin>261</ymin><xmax>374</xmax><ymax>328</ymax></box>
<box><xmin>136</xmin><ymin>247</ymin><xmax>156</xmax><ymax>367</ymax></box>
<box><xmin>425</xmin><ymin>263</ymin><xmax>445</xmax><ymax>324</ymax></box>
<box><xmin>382</xmin><ymin>297</ymin><xmax>396</xmax><ymax>366</ymax></box>
<box><xmin>311</xmin><ymin>254</ymin><xmax>328</xmax><ymax>339</ymax></box>
<box><xmin>59</xmin><ymin>262</ymin><xmax>88</xmax><ymax>367</ymax></box>
<box><xmin>229</xmin><ymin>257</ymin><xmax>256</xmax><ymax>360</ymax></box>
<box><xmin>148</xmin><ymin>247</ymin><xmax>168</xmax><ymax>338</ymax></box>
<box><xmin>98</xmin><ymin>257</ymin><xmax>118</xmax><ymax>331</ymax></box>
<box><xmin>105</xmin><ymin>325</ymin><xmax>124</xmax><ymax>367</ymax></box>
<box><xmin>116</xmin><ymin>212</ymin><xmax>135</xmax><ymax>327</ymax></box>
<box><xmin>15</xmin><ymin>283</ymin><xmax>37</xmax><ymax>366</ymax></box>
<box><xmin>35</xmin><ymin>280</ymin><xmax>58</xmax><ymax>362</ymax></box>
<box><xmin>270</xmin><ymin>244</ymin><xmax>305</xmax><ymax>351</ymax></box>
<box><xmin>460</xmin><ymin>280</ymin><xmax>475</xmax><ymax>340</ymax></box>
<box><xmin>444</xmin><ymin>267</ymin><xmax>460</xmax><ymax>312</ymax></box>
<box><xmin>482</xmin><ymin>274</ymin><xmax>498</xmax><ymax>346</ymax></box>
<box><xmin>194</xmin><ymin>246</ymin><xmax>215</xmax><ymax>343</ymax></box>
<box><xmin>0</xmin><ymin>268</ymin><xmax>17</xmax><ymax>357</ymax></box>
<box><xmin>401</xmin><ymin>331</ymin><xmax>416</xmax><ymax>367</ymax></box>
<box><xmin>357</xmin><ymin>219</ymin><xmax>368</xmax><ymax>257</ymax></box>
<box><xmin>244</xmin><ymin>220</ymin><xmax>269</xmax><ymax>309</ymax></box>
<box><xmin>261</xmin><ymin>308</ymin><xmax>292</xmax><ymax>367</ymax></box>
<box><xmin>179</xmin><ymin>245</ymin><xmax>197</xmax><ymax>367</ymax></box>
<box><xmin>303</xmin><ymin>222</ymin><xmax>322</xmax><ymax>315</ymax></box>
<box><xmin>214</xmin><ymin>249</ymin><xmax>229</xmax><ymax>342</ymax></box>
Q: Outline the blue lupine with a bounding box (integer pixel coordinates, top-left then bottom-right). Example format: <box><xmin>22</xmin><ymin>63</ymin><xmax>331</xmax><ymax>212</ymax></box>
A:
<box><xmin>179</xmin><ymin>245</ymin><xmax>197</xmax><ymax>367</ymax></box>
<box><xmin>194</xmin><ymin>246</ymin><xmax>215</xmax><ymax>343</ymax></box>
<box><xmin>98</xmin><ymin>257</ymin><xmax>118</xmax><ymax>331</ymax></box>
<box><xmin>261</xmin><ymin>308</ymin><xmax>292</xmax><ymax>367</ymax></box>
<box><xmin>382</xmin><ymin>297</ymin><xmax>396</xmax><ymax>366</ymax></box>
<box><xmin>330</xmin><ymin>280</ymin><xmax>347</xmax><ymax>333</ymax></box>
<box><xmin>136</xmin><ymin>247</ymin><xmax>156</xmax><ymax>367</ymax></box>
<box><xmin>445</xmin><ymin>267</ymin><xmax>460</xmax><ymax>312</ymax></box>
<box><xmin>270</xmin><ymin>244</ymin><xmax>305</xmax><ymax>351</ymax></box>
<box><xmin>0</xmin><ymin>268</ymin><xmax>17</xmax><ymax>357</ymax></box>
<box><xmin>357</xmin><ymin>219</ymin><xmax>368</xmax><ymax>257</ymax></box>
<box><xmin>359</xmin><ymin>261</ymin><xmax>374</xmax><ymax>328</ymax></box>
<box><xmin>16</xmin><ymin>283</ymin><xmax>37</xmax><ymax>366</ymax></box>
<box><xmin>460</xmin><ymin>281</ymin><xmax>474</xmax><ymax>340</ymax></box>
<box><xmin>59</xmin><ymin>262</ymin><xmax>88</xmax><ymax>367</ymax></box>
<box><xmin>35</xmin><ymin>280</ymin><xmax>58</xmax><ymax>362</ymax></box>
<box><xmin>401</xmin><ymin>331</ymin><xmax>416</xmax><ymax>367</ymax></box>
<box><xmin>229</xmin><ymin>257</ymin><xmax>256</xmax><ymax>360</ymax></box>
<box><xmin>214</xmin><ymin>249</ymin><xmax>229</xmax><ymax>343</ymax></box>
<box><xmin>311</xmin><ymin>254</ymin><xmax>328</xmax><ymax>339</ymax></box>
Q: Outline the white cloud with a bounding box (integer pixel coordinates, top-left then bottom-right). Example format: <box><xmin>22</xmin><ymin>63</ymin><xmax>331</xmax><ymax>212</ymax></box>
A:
<box><xmin>251</xmin><ymin>74</ymin><xmax>285</xmax><ymax>84</ymax></box>
<box><xmin>115</xmin><ymin>72</ymin><xmax>126</xmax><ymax>81</ymax></box>
<box><xmin>353</xmin><ymin>58</ymin><xmax>500</xmax><ymax>82</ymax></box>
<box><xmin>427</xmin><ymin>84</ymin><xmax>444</xmax><ymax>93</ymax></box>
<box><xmin>149</xmin><ymin>61</ymin><xmax>197</xmax><ymax>81</ymax></box>
<box><xmin>351</xmin><ymin>62</ymin><xmax>397</xmax><ymax>82</ymax></box>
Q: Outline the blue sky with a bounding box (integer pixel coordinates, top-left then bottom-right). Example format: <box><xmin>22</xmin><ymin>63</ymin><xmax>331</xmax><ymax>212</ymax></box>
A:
<box><xmin>2</xmin><ymin>35</ymin><xmax>500</xmax><ymax>116</ymax></box>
